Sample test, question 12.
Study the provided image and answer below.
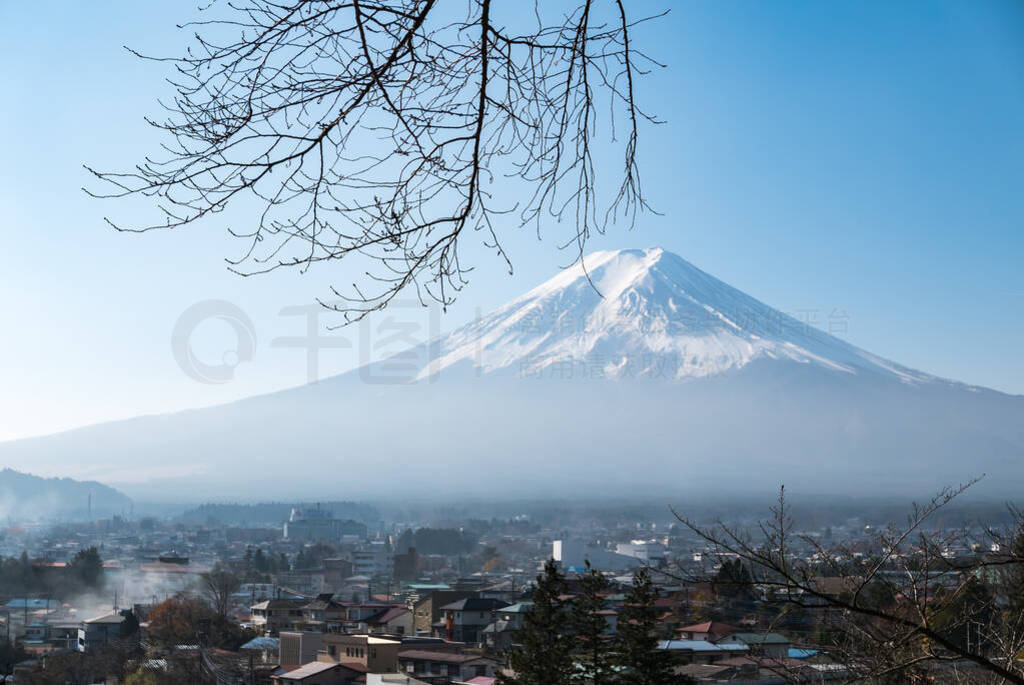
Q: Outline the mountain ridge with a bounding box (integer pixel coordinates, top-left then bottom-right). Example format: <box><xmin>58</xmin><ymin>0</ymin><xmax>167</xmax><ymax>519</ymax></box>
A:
<box><xmin>0</xmin><ymin>468</ymin><xmax>133</xmax><ymax>520</ymax></box>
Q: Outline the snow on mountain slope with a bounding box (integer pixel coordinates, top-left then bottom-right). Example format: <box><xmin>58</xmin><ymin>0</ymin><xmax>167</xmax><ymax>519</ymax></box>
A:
<box><xmin>418</xmin><ymin>247</ymin><xmax>935</xmax><ymax>383</ymax></box>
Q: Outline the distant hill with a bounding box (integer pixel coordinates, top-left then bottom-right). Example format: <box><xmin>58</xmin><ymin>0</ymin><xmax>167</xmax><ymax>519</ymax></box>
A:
<box><xmin>176</xmin><ymin>501</ymin><xmax>380</xmax><ymax>526</ymax></box>
<box><xmin>0</xmin><ymin>468</ymin><xmax>133</xmax><ymax>521</ymax></box>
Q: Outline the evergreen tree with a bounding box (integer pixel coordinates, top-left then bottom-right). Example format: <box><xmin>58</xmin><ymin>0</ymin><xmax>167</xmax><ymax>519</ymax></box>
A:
<box><xmin>500</xmin><ymin>559</ymin><xmax>573</xmax><ymax>685</ymax></box>
<box><xmin>19</xmin><ymin>550</ymin><xmax>31</xmax><ymax>588</ymax></box>
<box><xmin>571</xmin><ymin>561</ymin><xmax>615</xmax><ymax>685</ymax></box>
<box><xmin>69</xmin><ymin>547</ymin><xmax>104</xmax><ymax>588</ymax></box>
<box><xmin>616</xmin><ymin>567</ymin><xmax>676</xmax><ymax>685</ymax></box>
<box><xmin>253</xmin><ymin>548</ymin><xmax>269</xmax><ymax>572</ymax></box>
<box><xmin>714</xmin><ymin>559</ymin><xmax>753</xmax><ymax>600</ymax></box>
<box><xmin>118</xmin><ymin>608</ymin><xmax>141</xmax><ymax>638</ymax></box>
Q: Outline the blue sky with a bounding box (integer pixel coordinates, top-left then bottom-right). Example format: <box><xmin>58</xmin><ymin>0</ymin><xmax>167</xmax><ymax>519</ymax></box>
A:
<box><xmin>1</xmin><ymin>0</ymin><xmax>1022</xmax><ymax>442</ymax></box>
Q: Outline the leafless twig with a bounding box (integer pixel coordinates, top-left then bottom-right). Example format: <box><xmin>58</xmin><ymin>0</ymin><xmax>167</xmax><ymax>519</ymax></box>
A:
<box><xmin>85</xmin><ymin>0</ymin><xmax>664</xmax><ymax>321</ymax></box>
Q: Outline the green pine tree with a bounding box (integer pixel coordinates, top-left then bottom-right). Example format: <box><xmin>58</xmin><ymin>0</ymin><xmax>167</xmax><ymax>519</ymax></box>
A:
<box><xmin>571</xmin><ymin>561</ymin><xmax>615</xmax><ymax>685</ymax></box>
<box><xmin>500</xmin><ymin>559</ymin><xmax>574</xmax><ymax>685</ymax></box>
<box><xmin>616</xmin><ymin>567</ymin><xmax>677</xmax><ymax>685</ymax></box>
<box><xmin>69</xmin><ymin>547</ymin><xmax>104</xmax><ymax>588</ymax></box>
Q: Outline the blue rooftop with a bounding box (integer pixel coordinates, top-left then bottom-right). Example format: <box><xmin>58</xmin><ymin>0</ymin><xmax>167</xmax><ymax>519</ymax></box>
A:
<box><xmin>5</xmin><ymin>599</ymin><xmax>51</xmax><ymax>610</ymax></box>
<box><xmin>241</xmin><ymin>637</ymin><xmax>279</xmax><ymax>650</ymax></box>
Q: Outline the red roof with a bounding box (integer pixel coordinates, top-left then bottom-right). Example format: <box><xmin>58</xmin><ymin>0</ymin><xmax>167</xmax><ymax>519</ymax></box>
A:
<box><xmin>678</xmin><ymin>621</ymin><xmax>738</xmax><ymax>638</ymax></box>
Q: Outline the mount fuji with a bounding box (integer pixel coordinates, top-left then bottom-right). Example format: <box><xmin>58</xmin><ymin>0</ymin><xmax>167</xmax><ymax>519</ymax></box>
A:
<box><xmin>402</xmin><ymin>247</ymin><xmax>935</xmax><ymax>383</ymax></box>
<box><xmin>2</xmin><ymin>248</ymin><xmax>1022</xmax><ymax>500</ymax></box>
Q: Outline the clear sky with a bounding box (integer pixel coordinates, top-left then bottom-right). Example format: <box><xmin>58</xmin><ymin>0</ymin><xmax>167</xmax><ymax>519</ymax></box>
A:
<box><xmin>1</xmin><ymin>0</ymin><xmax>1022</xmax><ymax>442</ymax></box>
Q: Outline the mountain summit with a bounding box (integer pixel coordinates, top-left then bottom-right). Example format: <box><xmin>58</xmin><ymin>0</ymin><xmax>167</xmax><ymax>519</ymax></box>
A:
<box><xmin>420</xmin><ymin>247</ymin><xmax>932</xmax><ymax>383</ymax></box>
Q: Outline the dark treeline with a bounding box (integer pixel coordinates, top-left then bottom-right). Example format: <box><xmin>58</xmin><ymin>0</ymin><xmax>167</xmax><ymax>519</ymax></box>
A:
<box><xmin>176</xmin><ymin>501</ymin><xmax>379</xmax><ymax>526</ymax></box>
<box><xmin>379</xmin><ymin>496</ymin><xmax>1023</xmax><ymax>532</ymax></box>
<box><xmin>0</xmin><ymin>547</ymin><xmax>104</xmax><ymax>600</ymax></box>
<box><xmin>238</xmin><ymin>546</ymin><xmax>290</xmax><ymax>581</ymax></box>
<box><xmin>293</xmin><ymin>543</ymin><xmax>337</xmax><ymax>570</ymax></box>
<box><xmin>395</xmin><ymin>528</ymin><xmax>478</xmax><ymax>556</ymax></box>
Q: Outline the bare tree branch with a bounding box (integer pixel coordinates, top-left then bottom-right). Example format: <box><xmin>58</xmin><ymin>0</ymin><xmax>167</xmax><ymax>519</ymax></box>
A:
<box><xmin>85</xmin><ymin>0</ymin><xmax>665</xmax><ymax>321</ymax></box>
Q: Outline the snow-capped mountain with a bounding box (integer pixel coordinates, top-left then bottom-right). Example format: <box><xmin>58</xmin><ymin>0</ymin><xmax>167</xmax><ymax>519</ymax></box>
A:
<box><xmin>1</xmin><ymin>247</ymin><xmax>1020</xmax><ymax>500</ymax></box>
<box><xmin>419</xmin><ymin>247</ymin><xmax>932</xmax><ymax>383</ymax></box>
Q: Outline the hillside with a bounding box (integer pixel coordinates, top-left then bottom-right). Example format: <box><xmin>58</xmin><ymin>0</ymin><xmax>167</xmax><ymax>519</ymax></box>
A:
<box><xmin>0</xmin><ymin>468</ymin><xmax>133</xmax><ymax>521</ymax></box>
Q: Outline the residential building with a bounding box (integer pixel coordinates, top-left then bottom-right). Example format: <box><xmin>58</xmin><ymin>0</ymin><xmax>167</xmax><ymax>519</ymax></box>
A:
<box><xmin>438</xmin><ymin>598</ymin><xmax>509</xmax><ymax>644</ymax></box>
<box><xmin>251</xmin><ymin>599</ymin><xmax>306</xmax><ymax>635</ymax></box>
<box><xmin>397</xmin><ymin>650</ymin><xmax>502</xmax><ymax>683</ymax></box>
<box><xmin>354</xmin><ymin>541</ymin><xmax>393</xmax><ymax>578</ymax></box>
<box><xmin>412</xmin><ymin>591</ymin><xmax>474</xmax><ymax>636</ymax></box>
<box><xmin>657</xmin><ymin>640</ymin><xmax>750</xmax><ymax>665</ymax></box>
<box><xmin>721</xmin><ymin>632</ymin><xmax>792</xmax><ymax>659</ymax></box>
<box><xmin>300</xmin><ymin>594</ymin><xmax>347</xmax><ymax>631</ymax></box>
<box><xmin>318</xmin><ymin>634</ymin><xmax>401</xmax><ymax>672</ymax></box>
<box><xmin>280</xmin><ymin>631</ymin><xmax>324</xmax><ymax>669</ymax></box>
<box><xmin>77</xmin><ymin>612</ymin><xmax>125</xmax><ymax>652</ymax></box>
<box><xmin>481</xmin><ymin>601</ymin><xmax>532</xmax><ymax>652</ymax></box>
<box><xmin>366</xmin><ymin>606</ymin><xmax>413</xmax><ymax>636</ymax></box>
<box><xmin>677</xmin><ymin>621</ymin><xmax>738</xmax><ymax>642</ymax></box>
